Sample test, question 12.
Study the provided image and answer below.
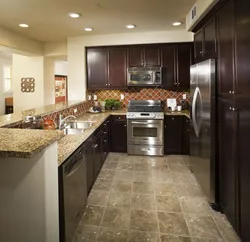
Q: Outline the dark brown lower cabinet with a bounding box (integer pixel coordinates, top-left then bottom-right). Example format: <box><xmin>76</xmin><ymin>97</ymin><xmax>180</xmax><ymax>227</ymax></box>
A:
<box><xmin>218</xmin><ymin>98</ymin><xmax>238</xmax><ymax>230</ymax></box>
<box><xmin>102</xmin><ymin>118</ymin><xmax>110</xmax><ymax>161</ymax></box>
<box><xmin>85</xmin><ymin>137</ymin><xmax>95</xmax><ymax>194</ymax></box>
<box><xmin>110</xmin><ymin>115</ymin><xmax>127</xmax><ymax>153</ymax></box>
<box><xmin>182</xmin><ymin>116</ymin><xmax>190</xmax><ymax>155</ymax></box>
<box><xmin>93</xmin><ymin>131</ymin><xmax>103</xmax><ymax>179</ymax></box>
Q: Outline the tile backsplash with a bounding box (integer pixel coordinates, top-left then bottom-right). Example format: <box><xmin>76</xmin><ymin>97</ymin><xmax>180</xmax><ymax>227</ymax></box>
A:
<box><xmin>88</xmin><ymin>88</ymin><xmax>189</xmax><ymax>109</ymax></box>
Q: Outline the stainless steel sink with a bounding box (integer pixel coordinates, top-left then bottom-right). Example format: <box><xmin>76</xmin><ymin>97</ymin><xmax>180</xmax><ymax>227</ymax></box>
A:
<box><xmin>65</xmin><ymin>121</ymin><xmax>95</xmax><ymax>129</ymax></box>
<box><xmin>63</xmin><ymin>128</ymin><xmax>85</xmax><ymax>135</ymax></box>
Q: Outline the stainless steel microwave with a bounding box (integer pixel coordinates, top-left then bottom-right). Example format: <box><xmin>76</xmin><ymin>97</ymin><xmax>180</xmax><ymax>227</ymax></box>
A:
<box><xmin>127</xmin><ymin>67</ymin><xmax>162</xmax><ymax>86</ymax></box>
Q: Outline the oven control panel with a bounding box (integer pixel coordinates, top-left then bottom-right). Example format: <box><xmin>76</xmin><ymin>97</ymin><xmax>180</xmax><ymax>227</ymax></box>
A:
<box><xmin>126</xmin><ymin>112</ymin><xmax>164</xmax><ymax>120</ymax></box>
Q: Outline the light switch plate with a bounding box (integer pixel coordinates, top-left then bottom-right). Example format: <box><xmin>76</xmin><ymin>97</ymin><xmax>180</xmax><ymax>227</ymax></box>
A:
<box><xmin>183</xmin><ymin>94</ymin><xmax>187</xmax><ymax>99</ymax></box>
<box><xmin>88</xmin><ymin>95</ymin><xmax>92</xmax><ymax>100</ymax></box>
<box><xmin>94</xmin><ymin>95</ymin><xmax>97</xmax><ymax>100</ymax></box>
<box><xmin>74</xmin><ymin>108</ymin><xmax>77</xmax><ymax>113</ymax></box>
<box><xmin>121</xmin><ymin>94</ymin><xmax>124</xmax><ymax>100</ymax></box>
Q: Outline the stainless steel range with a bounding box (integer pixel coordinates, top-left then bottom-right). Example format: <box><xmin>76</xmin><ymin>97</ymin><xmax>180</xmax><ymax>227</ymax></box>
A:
<box><xmin>127</xmin><ymin>100</ymin><xmax>164</xmax><ymax>156</ymax></box>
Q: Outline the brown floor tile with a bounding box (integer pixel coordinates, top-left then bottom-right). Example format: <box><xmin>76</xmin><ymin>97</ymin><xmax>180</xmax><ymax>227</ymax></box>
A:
<box><xmin>160</xmin><ymin>234</ymin><xmax>191</xmax><ymax>242</ymax></box>
<box><xmin>169</xmin><ymin>164</ymin><xmax>192</xmax><ymax>174</ymax></box>
<box><xmin>158</xmin><ymin>212</ymin><xmax>189</xmax><ymax>236</ymax></box>
<box><xmin>128</xmin><ymin>231</ymin><xmax>159</xmax><ymax>242</ymax></box>
<box><xmin>134</xmin><ymin>161</ymin><xmax>152</xmax><ymax>171</ymax></box>
<box><xmin>179</xmin><ymin>196</ymin><xmax>209</xmax><ymax>215</ymax></box>
<box><xmin>117</xmin><ymin>160</ymin><xmax>135</xmax><ymax>170</ymax></box>
<box><xmin>103</xmin><ymin>160</ymin><xmax>118</xmax><ymax>170</ymax></box>
<box><xmin>154</xmin><ymin>183</ymin><xmax>177</xmax><ymax>196</ymax></box>
<box><xmin>184</xmin><ymin>214</ymin><xmax>222</xmax><ymax>240</ymax></box>
<box><xmin>191</xmin><ymin>238</ymin><xmax>220</xmax><ymax>242</ymax></box>
<box><xmin>101</xmin><ymin>207</ymin><xmax>130</xmax><ymax>229</ymax></box>
<box><xmin>96</xmin><ymin>227</ymin><xmax>128</xmax><ymax>242</ymax></box>
<box><xmin>80</xmin><ymin>226</ymin><xmax>99</xmax><ymax>242</ymax></box>
<box><xmin>131</xmin><ymin>194</ymin><xmax>156</xmax><ymax>210</ymax></box>
<box><xmin>98</xmin><ymin>169</ymin><xmax>116</xmax><ymax>180</ymax></box>
<box><xmin>134</xmin><ymin>171</ymin><xmax>153</xmax><ymax>182</ymax></box>
<box><xmin>175</xmin><ymin>184</ymin><xmax>201</xmax><ymax>197</ymax></box>
<box><xmin>132</xmin><ymin>181</ymin><xmax>154</xmax><ymax>194</ymax></box>
<box><xmin>130</xmin><ymin>210</ymin><xmax>158</xmax><ymax>232</ymax></box>
<box><xmin>155</xmin><ymin>195</ymin><xmax>182</xmax><ymax>213</ymax></box>
<box><xmin>87</xmin><ymin>191</ymin><xmax>110</xmax><ymax>206</ymax></box>
<box><xmin>172</xmin><ymin>173</ymin><xmax>198</xmax><ymax>185</ymax></box>
<box><xmin>82</xmin><ymin>206</ymin><xmax>105</xmax><ymax>226</ymax></box>
<box><xmin>152</xmin><ymin>170</ymin><xmax>173</xmax><ymax>183</ymax></box>
<box><xmin>114</xmin><ymin>170</ymin><xmax>134</xmax><ymax>181</ymax></box>
<box><xmin>107</xmin><ymin>192</ymin><xmax>131</xmax><ymax>208</ymax></box>
<box><xmin>111</xmin><ymin>181</ymin><xmax>132</xmax><ymax>193</ymax></box>
<box><xmin>92</xmin><ymin>179</ymin><xmax>113</xmax><ymax>192</ymax></box>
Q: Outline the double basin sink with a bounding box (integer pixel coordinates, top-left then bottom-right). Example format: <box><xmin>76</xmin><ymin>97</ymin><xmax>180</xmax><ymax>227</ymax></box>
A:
<box><xmin>63</xmin><ymin>121</ymin><xmax>95</xmax><ymax>135</ymax></box>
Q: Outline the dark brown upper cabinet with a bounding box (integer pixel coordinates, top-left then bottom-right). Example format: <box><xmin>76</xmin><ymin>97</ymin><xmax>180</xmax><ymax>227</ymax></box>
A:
<box><xmin>87</xmin><ymin>47</ymin><xmax>127</xmax><ymax>90</ymax></box>
<box><xmin>217</xmin><ymin>0</ymin><xmax>235</xmax><ymax>97</ymax></box>
<box><xmin>161</xmin><ymin>43</ymin><xmax>193</xmax><ymax>90</ymax></box>
<box><xmin>194</xmin><ymin>16</ymin><xmax>217</xmax><ymax>62</ymax></box>
<box><xmin>128</xmin><ymin>45</ymin><xmax>161</xmax><ymax>67</ymax></box>
<box><xmin>87</xmin><ymin>48</ymin><xmax>108</xmax><ymax>89</ymax></box>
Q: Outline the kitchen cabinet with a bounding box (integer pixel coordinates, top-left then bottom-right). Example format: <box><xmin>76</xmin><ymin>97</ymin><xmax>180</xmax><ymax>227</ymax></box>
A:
<box><xmin>110</xmin><ymin>115</ymin><xmax>127</xmax><ymax>153</ymax></box>
<box><xmin>87</xmin><ymin>47</ymin><xmax>127</xmax><ymax>89</ymax></box>
<box><xmin>128</xmin><ymin>45</ymin><xmax>161</xmax><ymax>67</ymax></box>
<box><xmin>87</xmin><ymin>48</ymin><xmax>108</xmax><ymax>89</ymax></box>
<box><xmin>93</xmin><ymin>130</ymin><xmax>103</xmax><ymax>178</ymax></box>
<box><xmin>85</xmin><ymin>137</ymin><xmax>95</xmax><ymax>194</ymax></box>
<box><xmin>164</xmin><ymin>116</ymin><xmax>183</xmax><ymax>154</ymax></box>
<box><xmin>161</xmin><ymin>43</ymin><xmax>193</xmax><ymax>90</ymax></box>
<box><xmin>102</xmin><ymin>118</ymin><xmax>110</xmax><ymax>161</ymax></box>
<box><xmin>218</xmin><ymin>98</ymin><xmax>238</xmax><ymax>230</ymax></box>
<box><xmin>182</xmin><ymin>116</ymin><xmax>190</xmax><ymax>155</ymax></box>
<box><xmin>217</xmin><ymin>0</ymin><xmax>235</xmax><ymax>97</ymax></box>
<box><xmin>194</xmin><ymin>16</ymin><xmax>217</xmax><ymax>62</ymax></box>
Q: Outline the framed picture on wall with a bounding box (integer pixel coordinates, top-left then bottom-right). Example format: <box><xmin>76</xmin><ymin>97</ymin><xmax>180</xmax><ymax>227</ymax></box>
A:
<box><xmin>55</xmin><ymin>75</ymin><xmax>67</xmax><ymax>104</ymax></box>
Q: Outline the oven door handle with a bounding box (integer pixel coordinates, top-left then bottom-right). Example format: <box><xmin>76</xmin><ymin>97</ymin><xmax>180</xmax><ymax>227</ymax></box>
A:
<box><xmin>131</xmin><ymin>121</ymin><xmax>150</xmax><ymax>125</ymax></box>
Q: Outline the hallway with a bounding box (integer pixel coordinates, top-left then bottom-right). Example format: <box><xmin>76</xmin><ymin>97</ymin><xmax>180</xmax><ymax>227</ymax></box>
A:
<box><xmin>73</xmin><ymin>153</ymin><xmax>240</xmax><ymax>242</ymax></box>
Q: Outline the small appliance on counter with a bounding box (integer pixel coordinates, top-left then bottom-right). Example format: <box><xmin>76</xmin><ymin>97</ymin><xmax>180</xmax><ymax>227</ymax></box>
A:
<box><xmin>127</xmin><ymin>100</ymin><xmax>164</xmax><ymax>156</ymax></box>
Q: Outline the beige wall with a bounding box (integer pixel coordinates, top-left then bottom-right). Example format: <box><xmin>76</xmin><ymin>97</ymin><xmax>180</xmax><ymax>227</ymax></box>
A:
<box><xmin>13</xmin><ymin>54</ymin><xmax>45</xmax><ymax>112</ymax></box>
<box><xmin>186</xmin><ymin>0</ymin><xmax>218</xmax><ymax>31</ymax></box>
<box><xmin>67</xmin><ymin>30</ymin><xmax>194</xmax><ymax>101</ymax></box>
<box><xmin>44</xmin><ymin>41</ymin><xmax>67</xmax><ymax>57</ymax></box>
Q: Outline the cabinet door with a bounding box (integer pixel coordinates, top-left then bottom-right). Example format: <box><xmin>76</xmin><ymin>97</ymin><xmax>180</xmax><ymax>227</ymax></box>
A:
<box><xmin>203</xmin><ymin>16</ymin><xmax>217</xmax><ymax>57</ymax></box>
<box><xmin>235</xmin><ymin>0</ymin><xmax>250</xmax><ymax>99</ymax></box>
<box><xmin>164</xmin><ymin>116</ymin><xmax>183</xmax><ymax>154</ymax></box>
<box><xmin>194</xmin><ymin>29</ymin><xmax>203</xmax><ymax>60</ymax></box>
<box><xmin>85</xmin><ymin>140</ymin><xmax>94</xmax><ymax>194</ymax></box>
<box><xmin>93</xmin><ymin>133</ymin><xmax>103</xmax><ymax>179</ymax></box>
<box><xmin>128</xmin><ymin>46</ymin><xmax>144</xmax><ymax>67</ymax></box>
<box><xmin>102</xmin><ymin>118</ymin><xmax>110</xmax><ymax>161</ymax></box>
<box><xmin>238</xmin><ymin>102</ymin><xmax>250</xmax><ymax>241</ymax></box>
<box><xmin>108</xmin><ymin>48</ymin><xmax>127</xmax><ymax>88</ymax></box>
<box><xmin>110</xmin><ymin>116</ymin><xmax>127</xmax><ymax>153</ymax></box>
<box><xmin>182</xmin><ymin>116</ymin><xmax>190</xmax><ymax>155</ymax></box>
<box><xmin>218</xmin><ymin>98</ymin><xmax>238</xmax><ymax>230</ymax></box>
<box><xmin>176</xmin><ymin>43</ymin><xmax>192</xmax><ymax>90</ymax></box>
<box><xmin>144</xmin><ymin>45</ymin><xmax>161</xmax><ymax>67</ymax></box>
<box><xmin>161</xmin><ymin>44</ymin><xmax>176</xmax><ymax>90</ymax></box>
<box><xmin>87</xmin><ymin>48</ymin><xmax>108</xmax><ymax>89</ymax></box>
<box><xmin>217</xmin><ymin>0</ymin><xmax>235</xmax><ymax>96</ymax></box>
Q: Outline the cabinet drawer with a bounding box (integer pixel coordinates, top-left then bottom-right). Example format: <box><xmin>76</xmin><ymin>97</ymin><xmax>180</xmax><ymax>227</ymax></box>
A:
<box><xmin>111</xmin><ymin>115</ymin><xmax>126</xmax><ymax>122</ymax></box>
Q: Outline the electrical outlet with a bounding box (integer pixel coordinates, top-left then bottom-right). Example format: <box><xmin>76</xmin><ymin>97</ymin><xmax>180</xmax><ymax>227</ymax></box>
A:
<box><xmin>74</xmin><ymin>108</ymin><xmax>77</xmax><ymax>113</ymax></box>
<box><xmin>94</xmin><ymin>95</ymin><xmax>97</xmax><ymax>101</ymax></box>
<box><xmin>183</xmin><ymin>94</ymin><xmax>187</xmax><ymax>100</ymax></box>
<box><xmin>120</xmin><ymin>94</ymin><xmax>124</xmax><ymax>100</ymax></box>
<box><xmin>88</xmin><ymin>95</ymin><xmax>92</xmax><ymax>100</ymax></box>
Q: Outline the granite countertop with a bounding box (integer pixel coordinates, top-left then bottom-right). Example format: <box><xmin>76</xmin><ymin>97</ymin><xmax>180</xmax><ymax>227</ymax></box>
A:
<box><xmin>0</xmin><ymin>129</ymin><xmax>64</xmax><ymax>158</ymax></box>
<box><xmin>57</xmin><ymin>109</ymin><xmax>190</xmax><ymax>166</ymax></box>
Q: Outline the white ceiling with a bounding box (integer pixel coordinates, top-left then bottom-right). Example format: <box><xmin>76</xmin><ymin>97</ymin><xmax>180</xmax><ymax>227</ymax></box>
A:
<box><xmin>0</xmin><ymin>0</ymin><xmax>195</xmax><ymax>42</ymax></box>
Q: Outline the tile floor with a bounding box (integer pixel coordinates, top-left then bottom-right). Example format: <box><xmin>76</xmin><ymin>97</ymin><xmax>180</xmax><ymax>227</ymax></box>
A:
<box><xmin>72</xmin><ymin>153</ymin><xmax>240</xmax><ymax>242</ymax></box>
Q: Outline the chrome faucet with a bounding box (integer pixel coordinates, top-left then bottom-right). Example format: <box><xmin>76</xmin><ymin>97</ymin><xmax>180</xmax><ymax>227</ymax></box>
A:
<box><xmin>58</xmin><ymin>114</ymin><xmax>76</xmax><ymax>129</ymax></box>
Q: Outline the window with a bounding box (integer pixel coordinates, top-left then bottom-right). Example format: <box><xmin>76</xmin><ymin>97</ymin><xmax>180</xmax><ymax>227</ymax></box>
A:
<box><xmin>3</xmin><ymin>66</ymin><xmax>12</xmax><ymax>92</ymax></box>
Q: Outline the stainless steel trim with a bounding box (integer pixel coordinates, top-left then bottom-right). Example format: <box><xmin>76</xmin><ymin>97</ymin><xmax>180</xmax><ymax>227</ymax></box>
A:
<box><xmin>127</xmin><ymin>144</ymin><xmax>163</xmax><ymax>156</ymax></box>
<box><xmin>131</xmin><ymin>121</ymin><xmax>150</xmax><ymax>125</ymax></box>
<box><xmin>192</xmin><ymin>87</ymin><xmax>200</xmax><ymax>137</ymax></box>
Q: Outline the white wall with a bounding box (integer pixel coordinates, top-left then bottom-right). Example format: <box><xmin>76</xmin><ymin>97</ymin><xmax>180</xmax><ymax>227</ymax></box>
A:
<box><xmin>0</xmin><ymin>142</ymin><xmax>59</xmax><ymax>242</ymax></box>
<box><xmin>0</xmin><ymin>53</ymin><xmax>13</xmax><ymax>115</ymax></box>
<box><xmin>55</xmin><ymin>60</ymin><xmax>68</xmax><ymax>76</ymax></box>
<box><xmin>68</xmin><ymin>30</ymin><xmax>193</xmax><ymax>100</ymax></box>
<box><xmin>12</xmin><ymin>54</ymin><xmax>44</xmax><ymax>112</ymax></box>
<box><xmin>44</xmin><ymin>57</ymin><xmax>55</xmax><ymax>105</ymax></box>
<box><xmin>44</xmin><ymin>41</ymin><xmax>67</xmax><ymax>57</ymax></box>
<box><xmin>186</xmin><ymin>0</ymin><xmax>218</xmax><ymax>31</ymax></box>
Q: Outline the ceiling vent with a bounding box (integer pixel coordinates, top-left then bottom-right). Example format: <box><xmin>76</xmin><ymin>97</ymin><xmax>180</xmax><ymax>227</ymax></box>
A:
<box><xmin>189</xmin><ymin>3</ymin><xmax>197</xmax><ymax>24</ymax></box>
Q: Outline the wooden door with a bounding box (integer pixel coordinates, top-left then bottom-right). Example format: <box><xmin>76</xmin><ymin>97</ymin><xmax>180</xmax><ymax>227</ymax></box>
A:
<box><xmin>108</xmin><ymin>48</ymin><xmax>127</xmax><ymax>88</ymax></box>
<box><xmin>218</xmin><ymin>98</ymin><xmax>238</xmax><ymax>230</ymax></box>
<box><xmin>85</xmin><ymin>139</ymin><xmax>94</xmax><ymax>194</ymax></box>
<box><xmin>128</xmin><ymin>46</ymin><xmax>144</xmax><ymax>67</ymax></box>
<box><xmin>144</xmin><ymin>45</ymin><xmax>161</xmax><ymax>67</ymax></box>
<box><xmin>164</xmin><ymin>116</ymin><xmax>183</xmax><ymax>154</ymax></box>
<box><xmin>176</xmin><ymin>43</ymin><xmax>192</xmax><ymax>90</ymax></box>
<box><xmin>203</xmin><ymin>16</ymin><xmax>217</xmax><ymax>57</ymax></box>
<box><xmin>110</xmin><ymin>116</ymin><xmax>127</xmax><ymax>153</ymax></box>
<box><xmin>217</xmin><ymin>0</ymin><xmax>235</xmax><ymax>96</ymax></box>
<box><xmin>93</xmin><ymin>132</ymin><xmax>103</xmax><ymax>179</ymax></box>
<box><xmin>237</xmin><ymin>102</ymin><xmax>250</xmax><ymax>241</ymax></box>
<box><xmin>87</xmin><ymin>48</ymin><xmax>108</xmax><ymax>89</ymax></box>
<box><xmin>161</xmin><ymin>44</ymin><xmax>176</xmax><ymax>90</ymax></box>
<box><xmin>235</xmin><ymin>0</ymin><xmax>250</xmax><ymax>99</ymax></box>
<box><xmin>194</xmin><ymin>29</ymin><xmax>203</xmax><ymax>60</ymax></box>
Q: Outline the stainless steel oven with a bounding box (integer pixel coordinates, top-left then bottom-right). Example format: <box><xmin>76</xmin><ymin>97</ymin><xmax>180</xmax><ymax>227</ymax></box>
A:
<box><xmin>127</xmin><ymin>67</ymin><xmax>162</xmax><ymax>86</ymax></box>
<box><xmin>127</xmin><ymin>119</ymin><xmax>163</xmax><ymax>146</ymax></box>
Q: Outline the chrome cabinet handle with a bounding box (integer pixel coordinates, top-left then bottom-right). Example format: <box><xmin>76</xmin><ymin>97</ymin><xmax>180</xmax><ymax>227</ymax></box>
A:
<box><xmin>172</xmin><ymin>118</ymin><xmax>175</xmax><ymax>120</ymax></box>
<box><xmin>164</xmin><ymin>125</ymin><xmax>167</xmax><ymax>128</ymax></box>
<box><xmin>93</xmin><ymin>144</ymin><xmax>98</xmax><ymax>148</ymax></box>
<box><xmin>124</xmin><ymin>125</ymin><xmax>126</xmax><ymax>127</ymax></box>
<box><xmin>131</xmin><ymin>121</ymin><xmax>149</xmax><ymax>125</ymax></box>
<box><xmin>229</xmin><ymin>107</ymin><xmax>232</xmax><ymax>110</ymax></box>
<box><xmin>200</xmin><ymin>51</ymin><xmax>203</xmax><ymax>54</ymax></box>
<box><xmin>229</xmin><ymin>91</ymin><xmax>232</xmax><ymax>94</ymax></box>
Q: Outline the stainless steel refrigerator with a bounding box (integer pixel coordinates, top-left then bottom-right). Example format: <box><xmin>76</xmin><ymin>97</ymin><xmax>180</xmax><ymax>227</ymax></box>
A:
<box><xmin>190</xmin><ymin>59</ymin><xmax>218</xmax><ymax>207</ymax></box>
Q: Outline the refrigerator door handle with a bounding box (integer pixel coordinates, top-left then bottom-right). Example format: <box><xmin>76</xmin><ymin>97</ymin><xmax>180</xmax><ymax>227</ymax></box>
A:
<box><xmin>192</xmin><ymin>87</ymin><xmax>200</xmax><ymax>137</ymax></box>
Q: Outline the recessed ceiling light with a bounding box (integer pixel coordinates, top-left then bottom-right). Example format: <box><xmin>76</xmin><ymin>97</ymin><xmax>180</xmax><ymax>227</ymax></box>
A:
<box><xmin>172</xmin><ymin>21</ymin><xmax>182</xmax><ymax>26</ymax></box>
<box><xmin>84</xmin><ymin>28</ymin><xmax>93</xmax><ymax>32</ymax></box>
<box><xmin>126</xmin><ymin>25</ymin><xmax>136</xmax><ymax>29</ymax></box>
<box><xmin>68</xmin><ymin>12</ymin><xmax>81</xmax><ymax>18</ymax></box>
<box><xmin>19</xmin><ymin>23</ymin><xmax>29</xmax><ymax>28</ymax></box>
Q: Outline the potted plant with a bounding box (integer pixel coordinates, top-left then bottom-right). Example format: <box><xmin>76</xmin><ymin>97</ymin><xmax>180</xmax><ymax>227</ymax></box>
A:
<box><xmin>105</xmin><ymin>99</ymin><xmax>122</xmax><ymax>110</ymax></box>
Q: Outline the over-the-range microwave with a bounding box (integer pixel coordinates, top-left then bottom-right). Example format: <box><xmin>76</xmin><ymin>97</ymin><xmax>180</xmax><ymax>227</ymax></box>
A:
<box><xmin>127</xmin><ymin>67</ymin><xmax>162</xmax><ymax>86</ymax></box>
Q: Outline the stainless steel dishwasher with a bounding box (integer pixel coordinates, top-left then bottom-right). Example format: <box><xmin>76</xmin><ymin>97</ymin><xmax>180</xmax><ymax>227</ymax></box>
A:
<box><xmin>59</xmin><ymin>145</ymin><xmax>87</xmax><ymax>242</ymax></box>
